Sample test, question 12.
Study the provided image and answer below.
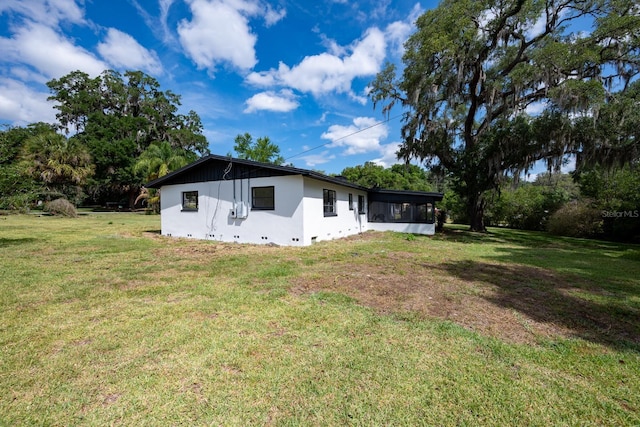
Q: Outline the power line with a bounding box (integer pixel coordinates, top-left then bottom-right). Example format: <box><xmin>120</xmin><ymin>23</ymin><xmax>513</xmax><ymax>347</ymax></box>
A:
<box><xmin>284</xmin><ymin>112</ymin><xmax>404</xmax><ymax>162</ymax></box>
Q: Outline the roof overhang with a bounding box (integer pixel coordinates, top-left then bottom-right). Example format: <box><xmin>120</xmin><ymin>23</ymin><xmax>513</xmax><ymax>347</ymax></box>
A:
<box><xmin>368</xmin><ymin>188</ymin><xmax>444</xmax><ymax>203</ymax></box>
<box><xmin>145</xmin><ymin>154</ymin><xmax>443</xmax><ymax>202</ymax></box>
<box><xmin>145</xmin><ymin>154</ymin><xmax>368</xmax><ymax>191</ymax></box>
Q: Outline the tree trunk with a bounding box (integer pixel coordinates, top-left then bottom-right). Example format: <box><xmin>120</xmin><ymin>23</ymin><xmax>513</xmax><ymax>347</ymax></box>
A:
<box><xmin>468</xmin><ymin>193</ymin><xmax>486</xmax><ymax>232</ymax></box>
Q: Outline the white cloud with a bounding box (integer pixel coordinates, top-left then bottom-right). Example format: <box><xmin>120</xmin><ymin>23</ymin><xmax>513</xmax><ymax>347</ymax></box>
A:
<box><xmin>318</xmin><ymin>34</ymin><xmax>348</xmax><ymax>56</ymax></box>
<box><xmin>316</xmin><ymin>111</ymin><xmax>329</xmax><ymax>124</ymax></box>
<box><xmin>0</xmin><ymin>0</ymin><xmax>84</xmax><ymax>27</ymax></box>
<box><xmin>245</xmin><ymin>69</ymin><xmax>277</xmax><ymax>86</ymax></box>
<box><xmin>97</xmin><ymin>28</ymin><xmax>163</xmax><ymax>75</ymax></box>
<box><xmin>0</xmin><ymin>78</ymin><xmax>56</xmax><ymax>125</ymax></box>
<box><xmin>300</xmin><ymin>150</ymin><xmax>336</xmax><ymax>168</ymax></box>
<box><xmin>321</xmin><ymin>116</ymin><xmax>389</xmax><ymax>155</ymax></box>
<box><xmin>383</xmin><ymin>4</ymin><xmax>422</xmax><ymax>56</ymax></box>
<box><xmin>244</xmin><ymin>4</ymin><xmax>419</xmax><ymax>100</ymax></box>
<box><xmin>384</xmin><ymin>20</ymin><xmax>411</xmax><ymax>54</ymax></box>
<box><xmin>131</xmin><ymin>0</ymin><xmax>179</xmax><ymax>46</ymax></box>
<box><xmin>8</xmin><ymin>66</ymin><xmax>50</xmax><ymax>85</ymax></box>
<box><xmin>246</xmin><ymin>27</ymin><xmax>386</xmax><ymax>98</ymax></box>
<box><xmin>264</xmin><ymin>4</ymin><xmax>286</xmax><ymax>27</ymax></box>
<box><xmin>178</xmin><ymin>0</ymin><xmax>259</xmax><ymax>72</ymax></box>
<box><xmin>370</xmin><ymin>142</ymin><xmax>402</xmax><ymax>168</ymax></box>
<box><xmin>0</xmin><ymin>21</ymin><xmax>107</xmax><ymax>80</ymax></box>
<box><xmin>244</xmin><ymin>89</ymin><xmax>299</xmax><ymax>113</ymax></box>
<box><xmin>158</xmin><ymin>0</ymin><xmax>178</xmax><ymax>43</ymax></box>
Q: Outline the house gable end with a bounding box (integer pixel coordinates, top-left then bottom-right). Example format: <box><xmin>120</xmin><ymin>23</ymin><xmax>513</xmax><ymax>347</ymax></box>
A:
<box><xmin>146</xmin><ymin>156</ymin><xmax>299</xmax><ymax>188</ymax></box>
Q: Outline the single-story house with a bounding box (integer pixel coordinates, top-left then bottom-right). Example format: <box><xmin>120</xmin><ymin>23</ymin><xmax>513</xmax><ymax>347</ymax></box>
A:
<box><xmin>145</xmin><ymin>154</ymin><xmax>443</xmax><ymax>246</ymax></box>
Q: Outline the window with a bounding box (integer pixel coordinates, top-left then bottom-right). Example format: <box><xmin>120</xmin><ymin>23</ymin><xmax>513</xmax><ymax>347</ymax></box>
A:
<box><xmin>426</xmin><ymin>203</ymin><xmax>434</xmax><ymax>223</ymax></box>
<box><xmin>323</xmin><ymin>189</ymin><xmax>337</xmax><ymax>216</ymax></box>
<box><xmin>368</xmin><ymin>201</ymin><xmax>435</xmax><ymax>223</ymax></box>
<box><xmin>252</xmin><ymin>186</ymin><xmax>274</xmax><ymax>210</ymax></box>
<box><xmin>348</xmin><ymin>193</ymin><xmax>354</xmax><ymax>210</ymax></box>
<box><xmin>182</xmin><ymin>191</ymin><xmax>198</xmax><ymax>211</ymax></box>
<box><xmin>358</xmin><ymin>195</ymin><xmax>365</xmax><ymax>214</ymax></box>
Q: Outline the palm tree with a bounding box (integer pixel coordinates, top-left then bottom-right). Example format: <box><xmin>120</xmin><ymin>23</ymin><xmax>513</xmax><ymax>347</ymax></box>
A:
<box><xmin>21</xmin><ymin>132</ymin><xmax>94</xmax><ymax>204</ymax></box>
<box><xmin>134</xmin><ymin>141</ymin><xmax>196</xmax><ymax>181</ymax></box>
<box><xmin>134</xmin><ymin>141</ymin><xmax>196</xmax><ymax>212</ymax></box>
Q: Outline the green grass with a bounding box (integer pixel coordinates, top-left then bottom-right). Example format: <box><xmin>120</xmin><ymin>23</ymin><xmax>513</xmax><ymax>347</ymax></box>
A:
<box><xmin>1</xmin><ymin>214</ymin><xmax>638</xmax><ymax>425</ymax></box>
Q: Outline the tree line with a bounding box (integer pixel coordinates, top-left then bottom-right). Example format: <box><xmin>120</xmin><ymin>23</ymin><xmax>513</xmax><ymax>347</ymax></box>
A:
<box><xmin>1</xmin><ymin>70</ymin><xmax>207</xmax><ymax>209</ymax></box>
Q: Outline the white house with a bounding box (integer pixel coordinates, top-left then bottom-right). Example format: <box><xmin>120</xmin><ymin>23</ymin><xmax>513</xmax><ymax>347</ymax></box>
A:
<box><xmin>146</xmin><ymin>155</ymin><xmax>443</xmax><ymax>246</ymax></box>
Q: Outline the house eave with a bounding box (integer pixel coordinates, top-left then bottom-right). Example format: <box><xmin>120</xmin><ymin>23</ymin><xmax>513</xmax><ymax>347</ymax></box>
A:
<box><xmin>145</xmin><ymin>154</ymin><xmax>443</xmax><ymax>203</ymax></box>
<box><xmin>145</xmin><ymin>154</ymin><xmax>369</xmax><ymax>191</ymax></box>
<box><xmin>368</xmin><ymin>188</ymin><xmax>444</xmax><ymax>202</ymax></box>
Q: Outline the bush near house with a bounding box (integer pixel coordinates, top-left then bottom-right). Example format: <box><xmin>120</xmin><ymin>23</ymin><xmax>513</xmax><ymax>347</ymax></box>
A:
<box><xmin>43</xmin><ymin>198</ymin><xmax>78</xmax><ymax>217</ymax></box>
<box><xmin>546</xmin><ymin>200</ymin><xmax>602</xmax><ymax>238</ymax></box>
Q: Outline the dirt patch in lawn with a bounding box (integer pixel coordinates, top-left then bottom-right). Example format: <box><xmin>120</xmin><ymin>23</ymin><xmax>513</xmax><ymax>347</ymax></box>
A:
<box><xmin>291</xmin><ymin>252</ymin><xmax>639</xmax><ymax>347</ymax></box>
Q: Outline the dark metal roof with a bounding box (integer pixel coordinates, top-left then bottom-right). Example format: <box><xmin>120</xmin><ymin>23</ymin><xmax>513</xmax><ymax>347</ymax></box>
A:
<box><xmin>368</xmin><ymin>188</ymin><xmax>444</xmax><ymax>202</ymax></box>
<box><xmin>145</xmin><ymin>154</ymin><xmax>443</xmax><ymax>201</ymax></box>
<box><xmin>145</xmin><ymin>154</ymin><xmax>369</xmax><ymax>190</ymax></box>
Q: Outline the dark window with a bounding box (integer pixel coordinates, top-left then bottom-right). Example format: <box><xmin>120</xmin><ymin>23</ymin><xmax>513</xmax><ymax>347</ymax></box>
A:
<box><xmin>182</xmin><ymin>191</ymin><xmax>198</xmax><ymax>211</ymax></box>
<box><xmin>358</xmin><ymin>195</ymin><xmax>365</xmax><ymax>214</ymax></box>
<box><xmin>368</xmin><ymin>201</ymin><xmax>435</xmax><ymax>224</ymax></box>
<box><xmin>323</xmin><ymin>189</ymin><xmax>337</xmax><ymax>216</ymax></box>
<box><xmin>252</xmin><ymin>186</ymin><xmax>274</xmax><ymax>210</ymax></box>
<box><xmin>348</xmin><ymin>193</ymin><xmax>354</xmax><ymax>210</ymax></box>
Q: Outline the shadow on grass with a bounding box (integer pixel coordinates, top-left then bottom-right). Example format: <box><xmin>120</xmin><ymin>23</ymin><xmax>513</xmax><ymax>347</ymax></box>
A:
<box><xmin>437</xmin><ymin>225</ymin><xmax>639</xmax><ymax>280</ymax></box>
<box><xmin>432</xmin><ymin>225</ymin><xmax>640</xmax><ymax>349</ymax></box>
<box><xmin>436</xmin><ymin>260</ymin><xmax>640</xmax><ymax>350</ymax></box>
<box><xmin>0</xmin><ymin>237</ymin><xmax>38</xmax><ymax>247</ymax></box>
<box><xmin>436</xmin><ymin>224</ymin><xmax>625</xmax><ymax>248</ymax></box>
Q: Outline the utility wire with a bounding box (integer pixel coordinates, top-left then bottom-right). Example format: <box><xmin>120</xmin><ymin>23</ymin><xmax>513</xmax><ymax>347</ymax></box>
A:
<box><xmin>284</xmin><ymin>112</ymin><xmax>404</xmax><ymax>162</ymax></box>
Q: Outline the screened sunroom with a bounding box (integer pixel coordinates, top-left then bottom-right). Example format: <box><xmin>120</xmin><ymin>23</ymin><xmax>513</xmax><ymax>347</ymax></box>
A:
<box><xmin>367</xmin><ymin>189</ymin><xmax>442</xmax><ymax>233</ymax></box>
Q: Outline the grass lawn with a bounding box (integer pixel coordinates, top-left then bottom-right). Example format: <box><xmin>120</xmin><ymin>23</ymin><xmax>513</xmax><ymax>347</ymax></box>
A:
<box><xmin>1</xmin><ymin>212</ymin><xmax>638</xmax><ymax>425</ymax></box>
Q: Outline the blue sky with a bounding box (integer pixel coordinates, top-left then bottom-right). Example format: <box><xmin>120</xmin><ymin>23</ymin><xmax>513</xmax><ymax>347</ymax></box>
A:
<box><xmin>0</xmin><ymin>0</ymin><xmax>439</xmax><ymax>174</ymax></box>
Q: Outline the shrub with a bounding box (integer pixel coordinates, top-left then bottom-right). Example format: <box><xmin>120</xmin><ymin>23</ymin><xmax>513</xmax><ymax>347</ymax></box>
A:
<box><xmin>547</xmin><ymin>200</ymin><xmax>602</xmax><ymax>238</ymax></box>
<box><xmin>44</xmin><ymin>198</ymin><xmax>78</xmax><ymax>218</ymax></box>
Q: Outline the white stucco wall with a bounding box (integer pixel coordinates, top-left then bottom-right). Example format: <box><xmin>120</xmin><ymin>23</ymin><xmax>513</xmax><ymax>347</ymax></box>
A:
<box><xmin>158</xmin><ymin>175</ymin><xmax>373</xmax><ymax>246</ymax></box>
<box><xmin>367</xmin><ymin>222</ymin><xmax>436</xmax><ymax>235</ymax></box>
<box><xmin>159</xmin><ymin>175</ymin><xmax>307</xmax><ymax>246</ymax></box>
<box><xmin>301</xmin><ymin>177</ymin><xmax>368</xmax><ymax>245</ymax></box>
<box><xmin>158</xmin><ymin>174</ymin><xmax>436</xmax><ymax>246</ymax></box>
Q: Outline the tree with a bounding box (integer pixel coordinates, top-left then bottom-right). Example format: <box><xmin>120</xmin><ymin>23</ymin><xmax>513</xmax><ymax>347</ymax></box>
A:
<box><xmin>371</xmin><ymin>0</ymin><xmax>640</xmax><ymax>231</ymax></box>
<box><xmin>1</xmin><ymin>123</ymin><xmax>56</xmax><ymax>165</ymax></box>
<box><xmin>574</xmin><ymin>164</ymin><xmax>640</xmax><ymax>241</ymax></box>
<box><xmin>572</xmin><ymin>79</ymin><xmax>640</xmax><ymax>168</ymax></box>
<box><xmin>135</xmin><ymin>141</ymin><xmax>197</xmax><ymax>182</ymax></box>
<box><xmin>46</xmin><ymin>70</ymin><xmax>209</xmax><ymax>206</ymax></box>
<box><xmin>232</xmin><ymin>133</ymin><xmax>284</xmax><ymax>164</ymax></box>
<box><xmin>340</xmin><ymin>162</ymin><xmax>434</xmax><ymax>191</ymax></box>
<box><xmin>486</xmin><ymin>173</ymin><xmax>578</xmax><ymax>230</ymax></box>
<box><xmin>0</xmin><ymin>123</ymin><xmax>57</xmax><ymax>209</ymax></box>
<box><xmin>20</xmin><ymin>131</ymin><xmax>94</xmax><ymax>204</ymax></box>
<box><xmin>133</xmin><ymin>141</ymin><xmax>197</xmax><ymax>212</ymax></box>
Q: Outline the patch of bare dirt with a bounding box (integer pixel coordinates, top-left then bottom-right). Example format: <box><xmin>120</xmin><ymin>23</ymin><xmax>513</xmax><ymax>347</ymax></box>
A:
<box><xmin>291</xmin><ymin>254</ymin><xmax>639</xmax><ymax>347</ymax></box>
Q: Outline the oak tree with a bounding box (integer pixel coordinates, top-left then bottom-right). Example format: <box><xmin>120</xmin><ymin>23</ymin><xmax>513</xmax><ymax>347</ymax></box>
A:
<box><xmin>371</xmin><ymin>0</ymin><xmax>640</xmax><ymax>230</ymax></box>
<box><xmin>47</xmin><ymin>70</ymin><xmax>208</xmax><ymax>205</ymax></box>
